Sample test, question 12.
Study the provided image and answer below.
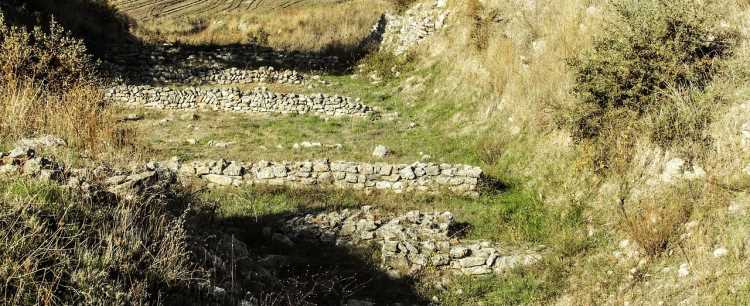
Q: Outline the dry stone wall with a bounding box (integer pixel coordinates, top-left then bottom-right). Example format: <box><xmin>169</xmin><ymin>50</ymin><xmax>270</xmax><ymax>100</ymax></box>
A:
<box><xmin>105</xmin><ymin>85</ymin><xmax>375</xmax><ymax>117</ymax></box>
<box><xmin>375</xmin><ymin>0</ymin><xmax>450</xmax><ymax>55</ymax></box>
<box><xmin>271</xmin><ymin>207</ymin><xmax>544</xmax><ymax>277</ymax></box>
<box><xmin>107</xmin><ymin>43</ymin><xmax>339</xmax><ymax>85</ymax></box>
<box><xmin>166</xmin><ymin>158</ymin><xmax>484</xmax><ymax>197</ymax></box>
<box><xmin>138</xmin><ymin>66</ymin><xmax>303</xmax><ymax>85</ymax></box>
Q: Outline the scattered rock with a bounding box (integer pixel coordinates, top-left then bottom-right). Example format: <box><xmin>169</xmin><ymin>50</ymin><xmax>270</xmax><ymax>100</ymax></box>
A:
<box><xmin>661</xmin><ymin>158</ymin><xmax>705</xmax><ymax>183</ymax></box>
<box><xmin>15</xmin><ymin>135</ymin><xmax>66</xmax><ymax>150</ymax></box>
<box><xmin>373</xmin><ymin>145</ymin><xmax>390</xmax><ymax>158</ymax></box>
<box><xmin>123</xmin><ymin>114</ymin><xmax>144</xmax><ymax>121</ymax></box>
<box><xmin>678</xmin><ymin>263</ymin><xmax>690</xmax><ymax>277</ymax></box>
<box><xmin>713</xmin><ymin>247</ymin><xmax>728</xmax><ymax>258</ymax></box>
<box><xmin>9</xmin><ymin>147</ymin><xmax>34</xmax><ymax>159</ymax></box>
<box><xmin>204</xmin><ymin>174</ymin><xmax>233</xmax><ymax>186</ymax></box>
<box><xmin>271</xmin><ymin>207</ymin><xmax>543</xmax><ymax>277</ymax></box>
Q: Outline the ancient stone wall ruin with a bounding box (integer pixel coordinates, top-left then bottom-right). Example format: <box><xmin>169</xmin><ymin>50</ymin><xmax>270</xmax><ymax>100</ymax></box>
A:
<box><xmin>138</xmin><ymin>66</ymin><xmax>303</xmax><ymax>85</ymax></box>
<box><xmin>107</xmin><ymin>43</ymin><xmax>339</xmax><ymax>85</ymax></box>
<box><xmin>375</xmin><ymin>0</ymin><xmax>450</xmax><ymax>55</ymax></box>
<box><xmin>272</xmin><ymin>207</ymin><xmax>543</xmax><ymax>277</ymax></box>
<box><xmin>167</xmin><ymin>158</ymin><xmax>484</xmax><ymax>197</ymax></box>
<box><xmin>105</xmin><ymin>85</ymin><xmax>375</xmax><ymax>117</ymax></box>
<box><xmin>0</xmin><ymin>147</ymin><xmax>539</xmax><ymax>280</ymax></box>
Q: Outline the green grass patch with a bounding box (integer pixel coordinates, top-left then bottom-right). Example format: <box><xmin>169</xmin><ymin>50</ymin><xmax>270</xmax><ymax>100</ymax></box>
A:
<box><xmin>0</xmin><ymin>179</ymin><xmax>68</xmax><ymax>207</ymax></box>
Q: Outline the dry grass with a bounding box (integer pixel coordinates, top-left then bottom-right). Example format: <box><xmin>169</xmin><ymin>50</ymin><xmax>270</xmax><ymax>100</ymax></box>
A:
<box><xmin>618</xmin><ymin>183</ymin><xmax>699</xmax><ymax>256</ymax></box>
<box><xmin>0</xmin><ymin>178</ymin><xmax>202</xmax><ymax>305</ymax></box>
<box><xmin>130</xmin><ymin>0</ymin><xmax>390</xmax><ymax>53</ymax></box>
<box><xmin>0</xmin><ymin>11</ymin><xmax>130</xmax><ymax>154</ymax></box>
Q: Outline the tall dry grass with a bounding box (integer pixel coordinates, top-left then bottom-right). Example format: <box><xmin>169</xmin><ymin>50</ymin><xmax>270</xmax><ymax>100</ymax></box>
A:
<box><xmin>0</xmin><ymin>12</ymin><xmax>127</xmax><ymax>153</ymax></box>
<box><xmin>132</xmin><ymin>0</ymin><xmax>390</xmax><ymax>54</ymax></box>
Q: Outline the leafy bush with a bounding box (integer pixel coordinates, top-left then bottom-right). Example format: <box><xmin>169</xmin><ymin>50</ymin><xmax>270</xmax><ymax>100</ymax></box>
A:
<box><xmin>358</xmin><ymin>50</ymin><xmax>415</xmax><ymax>82</ymax></box>
<box><xmin>0</xmin><ymin>12</ymin><xmax>96</xmax><ymax>92</ymax></box>
<box><xmin>566</xmin><ymin>0</ymin><xmax>737</xmax><ymax>163</ymax></box>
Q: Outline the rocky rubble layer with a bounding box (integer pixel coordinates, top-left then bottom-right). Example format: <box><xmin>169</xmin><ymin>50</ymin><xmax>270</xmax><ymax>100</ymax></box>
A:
<box><xmin>105</xmin><ymin>85</ymin><xmax>375</xmax><ymax>117</ymax></box>
<box><xmin>376</xmin><ymin>0</ymin><xmax>450</xmax><ymax>55</ymax></box>
<box><xmin>107</xmin><ymin>43</ymin><xmax>339</xmax><ymax>84</ymax></box>
<box><xmin>0</xmin><ymin>147</ymin><xmax>178</xmax><ymax>200</ymax></box>
<box><xmin>142</xmin><ymin>66</ymin><xmax>303</xmax><ymax>85</ymax></box>
<box><xmin>270</xmin><ymin>207</ymin><xmax>543</xmax><ymax>277</ymax></box>
<box><xmin>166</xmin><ymin>158</ymin><xmax>485</xmax><ymax>197</ymax></box>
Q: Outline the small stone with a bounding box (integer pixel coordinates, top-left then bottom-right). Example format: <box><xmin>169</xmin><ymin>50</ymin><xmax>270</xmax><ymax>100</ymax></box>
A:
<box><xmin>123</xmin><ymin>114</ymin><xmax>144</xmax><ymax>121</ymax></box>
<box><xmin>431</xmin><ymin>254</ymin><xmax>450</xmax><ymax>266</ymax></box>
<box><xmin>204</xmin><ymin>174</ymin><xmax>233</xmax><ymax>186</ymax></box>
<box><xmin>373</xmin><ymin>145</ymin><xmax>390</xmax><ymax>158</ymax></box>
<box><xmin>399</xmin><ymin>167</ymin><xmax>416</xmax><ymax>180</ymax></box>
<box><xmin>678</xmin><ymin>263</ymin><xmax>690</xmax><ymax>277</ymax></box>
<box><xmin>9</xmin><ymin>147</ymin><xmax>34</xmax><ymax>158</ymax></box>
<box><xmin>713</xmin><ymin>247</ymin><xmax>728</xmax><ymax>258</ymax></box>
<box><xmin>450</xmin><ymin>246</ymin><xmax>470</xmax><ymax>259</ymax></box>
<box><xmin>459</xmin><ymin>256</ymin><xmax>487</xmax><ymax>268</ymax></box>
<box><xmin>223</xmin><ymin>161</ymin><xmax>244</xmax><ymax>176</ymax></box>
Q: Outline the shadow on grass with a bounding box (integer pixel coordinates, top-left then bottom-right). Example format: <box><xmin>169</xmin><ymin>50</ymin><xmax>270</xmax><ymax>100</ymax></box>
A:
<box><xmin>209</xmin><ymin>187</ymin><xmax>431</xmax><ymax>305</ymax></box>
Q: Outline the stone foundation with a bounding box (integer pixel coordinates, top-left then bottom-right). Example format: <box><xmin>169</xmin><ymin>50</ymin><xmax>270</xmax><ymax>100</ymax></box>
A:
<box><xmin>140</xmin><ymin>66</ymin><xmax>303</xmax><ymax>85</ymax></box>
<box><xmin>105</xmin><ymin>85</ymin><xmax>375</xmax><ymax>117</ymax></box>
<box><xmin>166</xmin><ymin>158</ymin><xmax>484</xmax><ymax>197</ymax></box>
<box><xmin>271</xmin><ymin>207</ymin><xmax>544</xmax><ymax>277</ymax></box>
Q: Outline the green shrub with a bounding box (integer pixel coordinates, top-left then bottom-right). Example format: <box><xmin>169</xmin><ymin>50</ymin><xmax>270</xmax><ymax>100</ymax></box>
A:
<box><xmin>358</xmin><ymin>50</ymin><xmax>414</xmax><ymax>81</ymax></box>
<box><xmin>567</xmin><ymin>0</ymin><xmax>736</xmax><ymax>140</ymax></box>
<box><xmin>0</xmin><ymin>12</ymin><xmax>96</xmax><ymax>92</ymax></box>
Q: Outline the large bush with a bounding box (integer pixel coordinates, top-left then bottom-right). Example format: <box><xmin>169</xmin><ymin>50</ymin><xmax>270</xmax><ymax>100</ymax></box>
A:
<box><xmin>566</xmin><ymin>0</ymin><xmax>737</xmax><ymax>171</ymax></box>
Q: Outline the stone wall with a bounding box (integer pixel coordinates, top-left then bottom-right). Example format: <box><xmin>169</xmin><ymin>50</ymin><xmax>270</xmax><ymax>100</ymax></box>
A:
<box><xmin>166</xmin><ymin>158</ymin><xmax>484</xmax><ymax>197</ymax></box>
<box><xmin>105</xmin><ymin>85</ymin><xmax>375</xmax><ymax>117</ymax></box>
<box><xmin>0</xmin><ymin>147</ymin><xmax>539</xmax><ymax>283</ymax></box>
<box><xmin>107</xmin><ymin>43</ymin><xmax>340</xmax><ymax>85</ymax></box>
<box><xmin>137</xmin><ymin>66</ymin><xmax>303</xmax><ymax>85</ymax></box>
<box><xmin>271</xmin><ymin>207</ymin><xmax>543</xmax><ymax>277</ymax></box>
<box><xmin>375</xmin><ymin>0</ymin><xmax>450</xmax><ymax>55</ymax></box>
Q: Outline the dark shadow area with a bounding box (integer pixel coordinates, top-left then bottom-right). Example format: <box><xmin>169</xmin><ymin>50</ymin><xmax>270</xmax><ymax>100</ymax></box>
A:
<box><xmin>2</xmin><ymin>0</ymin><xmax>137</xmax><ymax>56</ymax></box>
<box><xmin>479</xmin><ymin>174</ymin><xmax>510</xmax><ymax>196</ymax></box>
<box><xmin>210</xmin><ymin>194</ymin><xmax>431</xmax><ymax>305</ymax></box>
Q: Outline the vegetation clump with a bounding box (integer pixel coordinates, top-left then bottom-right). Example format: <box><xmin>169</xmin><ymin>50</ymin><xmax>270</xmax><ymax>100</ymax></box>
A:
<box><xmin>0</xmin><ymin>11</ymin><xmax>126</xmax><ymax>153</ymax></box>
<box><xmin>0</xmin><ymin>179</ymin><xmax>207</xmax><ymax>305</ymax></box>
<box><xmin>567</xmin><ymin>0</ymin><xmax>737</xmax><ymax>170</ymax></box>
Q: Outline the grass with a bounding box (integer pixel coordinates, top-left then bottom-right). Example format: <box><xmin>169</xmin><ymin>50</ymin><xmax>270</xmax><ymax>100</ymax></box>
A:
<box><xmin>0</xmin><ymin>178</ymin><xmax>207</xmax><ymax>305</ymax></box>
<box><xmin>128</xmin><ymin>0</ymin><xmax>390</xmax><ymax>55</ymax></box>
<box><xmin>6</xmin><ymin>0</ymin><xmax>750</xmax><ymax>304</ymax></box>
<box><xmin>113</xmin><ymin>71</ymin><xmax>483</xmax><ymax>165</ymax></box>
<box><xmin>197</xmin><ymin>178</ymin><xmax>595</xmax><ymax>304</ymax></box>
